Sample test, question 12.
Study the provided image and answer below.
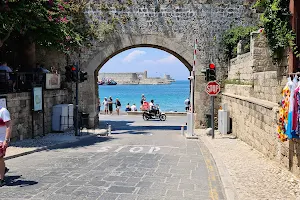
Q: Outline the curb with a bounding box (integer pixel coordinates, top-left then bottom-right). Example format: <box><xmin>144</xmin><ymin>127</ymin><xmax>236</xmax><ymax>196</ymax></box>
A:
<box><xmin>184</xmin><ymin>134</ymin><xmax>199</xmax><ymax>139</ymax></box>
<box><xmin>5</xmin><ymin>130</ymin><xmax>107</xmax><ymax>161</ymax></box>
<box><xmin>198</xmin><ymin>132</ymin><xmax>238</xmax><ymax>200</ymax></box>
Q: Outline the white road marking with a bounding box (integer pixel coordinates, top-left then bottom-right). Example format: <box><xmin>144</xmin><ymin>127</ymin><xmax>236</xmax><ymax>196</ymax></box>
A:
<box><xmin>96</xmin><ymin>145</ymin><xmax>178</xmax><ymax>154</ymax></box>
<box><xmin>148</xmin><ymin>147</ymin><xmax>160</xmax><ymax>153</ymax></box>
<box><xmin>97</xmin><ymin>146</ymin><xmax>112</xmax><ymax>152</ymax></box>
<box><xmin>129</xmin><ymin>147</ymin><xmax>143</xmax><ymax>153</ymax></box>
<box><xmin>114</xmin><ymin>146</ymin><xmax>126</xmax><ymax>152</ymax></box>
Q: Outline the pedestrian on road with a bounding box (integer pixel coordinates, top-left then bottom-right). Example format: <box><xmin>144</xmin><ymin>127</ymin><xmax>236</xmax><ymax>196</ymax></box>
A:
<box><xmin>115</xmin><ymin>98</ymin><xmax>121</xmax><ymax>115</ymax></box>
<box><xmin>108</xmin><ymin>96</ymin><xmax>113</xmax><ymax>115</ymax></box>
<box><xmin>184</xmin><ymin>97</ymin><xmax>190</xmax><ymax>112</ymax></box>
<box><xmin>98</xmin><ymin>98</ymin><xmax>101</xmax><ymax>116</ymax></box>
<box><xmin>103</xmin><ymin>97</ymin><xmax>108</xmax><ymax>115</ymax></box>
<box><xmin>0</xmin><ymin>106</ymin><xmax>12</xmax><ymax>186</ymax></box>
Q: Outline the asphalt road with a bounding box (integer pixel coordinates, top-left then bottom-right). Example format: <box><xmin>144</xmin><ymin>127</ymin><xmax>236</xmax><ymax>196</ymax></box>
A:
<box><xmin>3</xmin><ymin>115</ymin><xmax>225</xmax><ymax>200</ymax></box>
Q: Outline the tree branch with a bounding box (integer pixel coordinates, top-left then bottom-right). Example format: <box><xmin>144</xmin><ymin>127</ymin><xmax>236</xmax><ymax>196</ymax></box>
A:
<box><xmin>0</xmin><ymin>26</ymin><xmax>14</xmax><ymax>48</ymax></box>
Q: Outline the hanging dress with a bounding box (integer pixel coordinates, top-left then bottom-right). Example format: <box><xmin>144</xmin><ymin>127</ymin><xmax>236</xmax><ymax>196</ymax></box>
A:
<box><xmin>286</xmin><ymin>76</ymin><xmax>297</xmax><ymax>139</ymax></box>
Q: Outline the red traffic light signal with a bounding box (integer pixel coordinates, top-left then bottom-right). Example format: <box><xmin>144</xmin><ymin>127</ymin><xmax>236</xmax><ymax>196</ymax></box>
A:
<box><xmin>209</xmin><ymin>63</ymin><xmax>215</xmax><ymax>70</ymax></box>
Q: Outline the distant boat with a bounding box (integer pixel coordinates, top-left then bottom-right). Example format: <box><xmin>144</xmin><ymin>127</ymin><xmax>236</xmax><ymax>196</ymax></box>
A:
<box><xmin>98</xmin><ymin>78</ymin><xmax>117</xmax><ymax>85</ymax></box>
<box><xmin>97</xmin><ymin>80</ymin><xmax>105</xmax><ymax>85</ymax></box>
<box><xmin>107</xmin><ymin>80</ymin><xmax>117</xmax><ymax>85</ymax></box>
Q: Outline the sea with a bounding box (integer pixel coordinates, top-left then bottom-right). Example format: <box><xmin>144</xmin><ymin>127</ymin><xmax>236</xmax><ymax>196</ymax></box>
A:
<box><xmin>98</xmin><ymin>80</ymin><xmax>189</xmax><ymax>112</ymax></box>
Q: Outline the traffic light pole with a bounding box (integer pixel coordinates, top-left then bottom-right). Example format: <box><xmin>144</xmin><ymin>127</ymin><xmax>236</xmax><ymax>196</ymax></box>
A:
<box><xmin>74</xmin><ymin>63</ymin><xmax>79</xmax><ymax>136</ymax></box>
<box><xmin>211</xmin><ymin>96</ymin><xmax>215</xmax><ymax>139</ymax></box>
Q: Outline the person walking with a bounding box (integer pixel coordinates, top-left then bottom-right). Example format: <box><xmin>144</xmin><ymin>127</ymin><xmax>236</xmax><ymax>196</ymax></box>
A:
<box><xmin>108</xmin><ymin>96</ymin><xmax>113</xmax><ymax>115</ymax></box>
<box><xmin>98</xmin><ymin>98</ymin><xmax>101</xmax><ymax>116</ymax></box>
<box><xmin>184</xmin><ymin>98</ymin><xmax>190</xmax><ymax>112</ymax></box>
<box><xmin>115</xmin><ymin>98</ymin><xmax>121</xmax><ymax>115</ymax></box>
<box><xmin>0</xmin><ymin>106</ymin><xmax>12</xmax><ymax>186</ymax></box>
<box><xmin>103</xmin><ymin>97</ymin><xmax>108</xmax><ymax>115</ymax></box>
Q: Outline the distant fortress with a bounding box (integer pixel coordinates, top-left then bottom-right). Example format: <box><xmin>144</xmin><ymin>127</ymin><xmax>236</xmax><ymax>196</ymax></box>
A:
<box><xmin>98</xmin><ymin>71</ymin><xmax>175</xmax><ymax>85</ymax></box>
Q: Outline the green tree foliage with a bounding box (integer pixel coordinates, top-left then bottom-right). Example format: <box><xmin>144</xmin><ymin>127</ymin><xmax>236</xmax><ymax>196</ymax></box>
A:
<box><xmin>0</xmin><ymin>0</ymin><xmax>116</xmax><ymax>54</ymax></box>
<box><xmin>254</xmin><ymin>0</ymin><xmax>298</xmax><ymax>60</ymax></box>
<box><xmin>221</xmin><ymin>26</ymin><xmax>258</xmax><ymax>60</ymax></box>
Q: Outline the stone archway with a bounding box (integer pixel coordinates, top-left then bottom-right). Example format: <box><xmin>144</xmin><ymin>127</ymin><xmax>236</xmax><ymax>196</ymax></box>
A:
<box><xmin>78</xmin><ymin>34</ymin><xmax>209</xmax><ymax>128</ymax></box>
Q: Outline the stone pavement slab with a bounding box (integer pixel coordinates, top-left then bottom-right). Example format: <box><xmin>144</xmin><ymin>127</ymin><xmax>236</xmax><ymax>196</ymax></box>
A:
<box><xmin>5</xmin><ymin>129</ymin><xmax>107</xmax><ymax>160</ymax></box>
<box><xmin>197</xmin><ymin>129</ymin><xmax>300</xmax><ymax>200</ymax></box>
<box><xmin>3</xmin><ymin>116</ymin><xmax>225</xmax><ymax>200</ymax></box>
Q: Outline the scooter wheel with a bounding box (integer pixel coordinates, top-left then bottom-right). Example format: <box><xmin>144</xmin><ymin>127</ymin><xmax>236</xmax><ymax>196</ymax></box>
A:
<box><xmin>143</xmin><ymin>113</ymin><xmax>150</xmax><ymax>121</ymax></box>
<box><xmin>159</xmin><ymin>114</ymin><xmax>167</xmax><ymax>121</ymax></box>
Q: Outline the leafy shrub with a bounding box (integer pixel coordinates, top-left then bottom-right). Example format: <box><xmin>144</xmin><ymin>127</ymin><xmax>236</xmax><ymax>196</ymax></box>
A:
<box><xmin>221</xmin><ymin>26</ymin><xmax>258</xmax><ymax>60</ymax></box>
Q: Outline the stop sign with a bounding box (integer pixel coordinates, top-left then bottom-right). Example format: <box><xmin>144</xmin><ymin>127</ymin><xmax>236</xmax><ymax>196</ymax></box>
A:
<box><xmin>206</xmin><ymin>81</ymin><xmax>220</xmax><ymax>96</ymax></box>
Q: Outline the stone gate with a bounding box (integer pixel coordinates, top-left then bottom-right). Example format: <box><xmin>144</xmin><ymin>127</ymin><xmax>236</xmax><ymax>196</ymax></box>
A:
<box><xmin>75</xmin><ymin>0</ymin><xmax>257</xmax><ymax>128</ymax></box>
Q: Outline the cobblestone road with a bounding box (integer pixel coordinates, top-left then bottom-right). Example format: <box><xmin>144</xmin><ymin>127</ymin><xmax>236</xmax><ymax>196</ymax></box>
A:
<box><xmin>2</xmin><ymin>116</ymin><xmax>225</xmax><ymax>200</ymax></box>
<box><xmin>198</xmin><ymin>130</ymin><xmax>300</xmax><ymax>200</ymax></box>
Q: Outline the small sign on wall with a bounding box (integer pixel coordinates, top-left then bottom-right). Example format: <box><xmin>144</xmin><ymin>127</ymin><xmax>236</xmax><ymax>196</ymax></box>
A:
<box><xmin>46</xmin><ymin>74</ymin><xmax>61</xmax><ymax>89</ymax></box>
<box><xmin>33</xmin><ymin>87</ymin><xmax>43</xmax><ymax>111</ymax></box>
<box><xmin>0</xmin><ymin>97</ymin><xmax>7</xmax><ymax>108</ymax></box>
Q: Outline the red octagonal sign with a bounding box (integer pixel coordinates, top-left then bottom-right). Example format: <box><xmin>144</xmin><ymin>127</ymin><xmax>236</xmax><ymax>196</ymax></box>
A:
<box><xmin>206</xmin><ymin>81</ymin><xmax>220</xmax><ymax>96</ymax></box>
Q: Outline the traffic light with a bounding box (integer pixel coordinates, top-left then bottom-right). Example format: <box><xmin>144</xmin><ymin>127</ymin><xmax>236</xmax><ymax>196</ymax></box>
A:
<box><xmin>208</xmin><ymin>63</ymin><xmax>216</xmax><ymax>81</ymax></box>
<box><xmin>71</xmin><ymin>65</ymin><xmax>78</xmax><ymax>82</ymax></box>
<box><xmin>79</xmin><ymin>70</ymin><xmax>88</xmax><ymax>83</ymax></box>
<box><xmin>205</xmin><ymin>68</ymin><xmax>209</xmax><ymax>82</ymax></box>
<box><xmin>65</xmin><ymin>66</ymin><xmax>72</xmax><ymax>82</ymax></box>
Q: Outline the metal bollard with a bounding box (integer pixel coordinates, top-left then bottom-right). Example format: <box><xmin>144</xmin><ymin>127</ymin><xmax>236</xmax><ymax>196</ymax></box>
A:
<box><xmin>181</xmin><ymin>126</ymin><xmax>184</xmax><ymax>136</ymax></box>
<box><xmin>108</xmin><ymin>125</ymin><xmax>111</xmax><ymax>135</ymax></box>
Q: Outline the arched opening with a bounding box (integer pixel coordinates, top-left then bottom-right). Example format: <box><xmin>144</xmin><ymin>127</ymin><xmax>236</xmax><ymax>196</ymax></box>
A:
<box><xmin>94</xmin><ymin>45</ymin><xmax>192</xmax><ymax>115</ymax></box>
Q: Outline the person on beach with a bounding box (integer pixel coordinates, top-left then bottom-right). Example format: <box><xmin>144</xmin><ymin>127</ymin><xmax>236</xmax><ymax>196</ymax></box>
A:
<box><xmin>115</xmin><ymin>98</ymin><xmax>121</xmax><ymax>115</ymax></box>
<box><xmin>125</xmin><ymin>103</ymin><xmax>131</xmax><ymax>112</ymax></box>
<box><xmin>131</xmin><ymin>104</ymin><xmax>137</xmax><ymax>111</ymax></box>
<box><xmin>140</xmin><ymin>94</ymin><xmax>146</xmax><ymax>105</ymax></box>
<box><xmin>0</xmin><ymin>106</ymin><xmax>12</xmax><ymax>186</ymax></box>
<box><xmin>108</xmin><ymin>96</ymin><xmax>113</xmax><ymax>115</ymax></box>
<box><xmin>184</xmin><ymin>98</ymin><xmax>190</xmax><ymax>112</ymax></box>
<box><xmin>103</xmin><ymin>97</ymin><xmax>108</xmax><ymax>115</ymax></box>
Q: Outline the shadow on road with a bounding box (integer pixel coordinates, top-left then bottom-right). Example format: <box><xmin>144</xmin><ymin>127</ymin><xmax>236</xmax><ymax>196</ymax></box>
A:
<box><xmin>9</xmin><ymin>135</ymin><xmax>115</xmax><ymax>149</ymax></box>
<box><xmin>47</xmin><ymin>135</ymin><xmax>115</xmax><ymax>150</ymax></box>
<box><xmin>5</xmin><ymin>175</ymin><xmax>38</xmax><ymax>187</ymax></box>
<box><xmin>99</xmin><ymin>120</ymin><xmax>182</xmax><ymax>132</ymax></box>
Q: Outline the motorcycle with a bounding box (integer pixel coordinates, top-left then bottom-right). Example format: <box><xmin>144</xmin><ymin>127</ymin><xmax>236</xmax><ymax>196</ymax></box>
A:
<box><xmin>143</xmin><ymin>105</ymin><xmax>166</xmax><ymax>121</ymax></box>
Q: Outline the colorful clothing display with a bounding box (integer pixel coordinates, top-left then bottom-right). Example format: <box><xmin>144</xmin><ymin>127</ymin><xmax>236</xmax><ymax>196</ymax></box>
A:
<box><xmin>278</xmin><ymin>77</ymin><xmax>300</xmax><ymax>141</ymax></box>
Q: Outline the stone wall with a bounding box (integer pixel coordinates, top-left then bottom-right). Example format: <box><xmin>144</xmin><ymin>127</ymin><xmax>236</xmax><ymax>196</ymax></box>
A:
<box><xmin>4</xmin><ymin>89</ymin><xmax>72</xmax><ymax>142</ymax></box>
<box><xmin>222</xmin><ymin>32</ymin><xmax>300</xmax><ymax>177</ymax></box>
<box><xmin>35</xmin><ymin>46</ymin><xmax>67</xmax><ymax>74</ymax></box>
<box><xmin>98</xmin><ymin>72</ymin><xmax>173</xmax><ymax>85</ymax></box>
<box><xmin>222</xmin><ymin>91</ymin><xmax>278</xmax><ymax>158</ymax></box>
<box><xmin>76</xmin><ymin>0</ymin><xmax>258</xmax><ymax>128</ymax></box>
<box><xmin>98</xmin><ymin>73</ymin><xmax>138</xmax><ymax>84</ymax></box>
<box><xmin>228</xmin><ymin>52</ymin><xmax>253</xmax><ymax>81</ymax></box>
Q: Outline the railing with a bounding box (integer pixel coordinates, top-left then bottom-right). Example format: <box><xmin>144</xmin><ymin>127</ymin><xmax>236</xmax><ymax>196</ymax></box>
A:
<box><xmin>0</xmin><ymin>71</ymin><xmax>47</xmax><ymax>94</ymax></box>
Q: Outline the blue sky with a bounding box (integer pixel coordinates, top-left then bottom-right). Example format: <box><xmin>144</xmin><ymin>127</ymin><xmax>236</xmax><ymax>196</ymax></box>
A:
<box><xmin>99</xmin><ymin>47</ymin><xmax>190</xmax><ymax>80</ymax></box>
